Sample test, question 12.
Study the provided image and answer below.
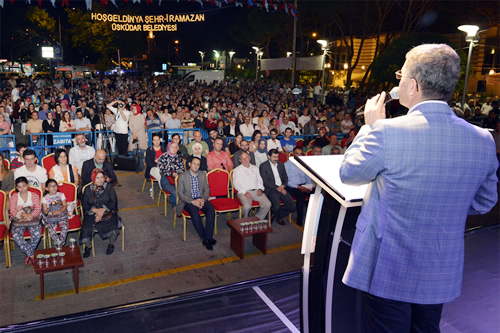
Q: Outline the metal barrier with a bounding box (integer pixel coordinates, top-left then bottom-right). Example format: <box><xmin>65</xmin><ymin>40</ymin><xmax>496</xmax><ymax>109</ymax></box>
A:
<box><xmin>145</xmin><ymin>128</ymin><xmax>208</xmax><ymax>146</ymax></box>
<box><xmin>0</xmin><ymin>134</ymin><xmax>15</xmax><ymax>149</ymax></box>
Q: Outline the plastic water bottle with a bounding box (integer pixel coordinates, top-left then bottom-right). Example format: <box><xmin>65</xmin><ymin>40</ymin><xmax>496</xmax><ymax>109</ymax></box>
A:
<box><xmin>149</xmin><ymin>188</ymin><xmax>153</xmax><ymax>198</ymax></box>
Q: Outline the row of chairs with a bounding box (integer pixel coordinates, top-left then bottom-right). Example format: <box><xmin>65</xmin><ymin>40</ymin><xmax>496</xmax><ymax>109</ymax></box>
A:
<box><xmin>146</xmin><ymin>168</ymin><xmax>273</xmax><ymax>242</ymax></box>
<box><xmin>0</xmin><ymin>181</ymin><xmax>125</xmax><ymax>267</ymax></box>
<box><xmin>0</xmin><ymin>182</ymin><xmax>81</xmax><ymax>267</ymax></box>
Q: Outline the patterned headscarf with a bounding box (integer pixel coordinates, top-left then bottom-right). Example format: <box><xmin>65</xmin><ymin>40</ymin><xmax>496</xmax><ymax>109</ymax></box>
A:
<box><xmin>91</xmin><ymin>168</ymin><xmax>106</xmax><ymax>184</ymax></box>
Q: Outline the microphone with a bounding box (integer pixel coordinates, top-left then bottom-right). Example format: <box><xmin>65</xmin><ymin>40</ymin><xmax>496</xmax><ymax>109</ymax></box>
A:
<box><xmin>356</xmin><ymin>87</ymin><xmax>399</xmax><ymax>115</ymax></box>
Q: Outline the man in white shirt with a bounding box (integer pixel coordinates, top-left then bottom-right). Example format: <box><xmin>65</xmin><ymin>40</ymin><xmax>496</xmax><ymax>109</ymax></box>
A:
<box><xmin>279</xmin><ymin>115</ymin><xmax>296</xmax><ymax>134</ymax></box>
<box><xmin>233</xmin><ymin>152</ymin><xmax>271</xmax><ymax>220</ymax></box>
<box><xmin>239</xmin><ymin>115</ymin><xmax>254</xmax><ymax>137</ymax></box>
<box><xmin>165</xmin><ymin>111</ymin><xmax>181</xmax><ymax>129</ymax></box>
<box><xmin>341</xmin><ymin>113</ymin><xmax>355</xmax><ymax>134</ymax></box>
<box><xmin>14</xmin><ymin>149</ymin><xmax>48</xmax><ymax>192</ymax></box>
<box><xmin>69</xmin><ymin>133</ymin><xmax>96</xmax><ymax>172</ymax></box>
<box><xmin>267</xmin><ymin>129</ymin><xmax>283</xmax><ymax>152</ymax></box>
<box><xmin>106</xmin><ymin>100</ymin><xmax>131</xmax><ymax>156</ymax></box>
<box><xmin>298</xmin><ymin>109</ymin><xmax>311</xmax><ymax>132</ymax></box>
<box><xmin>480</xmin><ymin>97</ymin><xmax>493</xmax><ymax>116</ymax></box>
<box><xmin>75</xmin><ymin>110</ymin><xmax>92</xmax><ymax>132</ymax></box>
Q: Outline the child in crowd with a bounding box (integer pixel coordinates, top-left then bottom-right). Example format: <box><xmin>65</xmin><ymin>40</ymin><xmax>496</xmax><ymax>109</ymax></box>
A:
<box><xmin>10</xmin><ymin>143</ymin><xmax>27</xmax><ymax>169</ymax></box>
<box><xmin>42</xmin><ymin>179</ymin><xmax>68</xmax><ymax>249</ymax></box>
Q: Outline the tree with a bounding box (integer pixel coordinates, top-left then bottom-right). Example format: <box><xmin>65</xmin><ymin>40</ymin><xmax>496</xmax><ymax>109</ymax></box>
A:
<box><xmin>370</xmin><ymin>32</ymin><xmax>467</xmax><ymax>96</ymax></box>
<box><xmin>65</xmin><ymin>5</ymin><xmax>115</xmax><ymax>71</ymax></box>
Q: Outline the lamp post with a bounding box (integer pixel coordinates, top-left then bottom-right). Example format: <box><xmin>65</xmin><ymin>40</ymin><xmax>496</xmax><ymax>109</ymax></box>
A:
<box><xmin>252</xmin><ymin>46</ymin><xmax>263</xmax><ymax>80</ymax></box>
<box><xmin>213</xmin><ymin>50</ymin><xmax>220</xmax><ymax>69</ymax></box>
<box><xmin>198</xmin><ymin>51</ymin><xmax>205</xmax><ymax>70</ymax></box>
<box><xmin>229</xmin><ymin>51</ymin><xmax>235</xmax><ymax>76</ymax></box>
<box><xmin>458</xmin><ymin>25</ymin><xmax>480</xmax><ymax>110</ymax></box>
<box><xmin>317</xmin><ymin>40</ymin><xmax>329</xmax><ymax>104</ymax></box>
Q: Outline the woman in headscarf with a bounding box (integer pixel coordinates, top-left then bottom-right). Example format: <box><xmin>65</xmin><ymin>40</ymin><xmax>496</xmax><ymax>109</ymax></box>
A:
<box><xmin>341</xmin><ymin>129</ymin><xmax>357</xmax><ymax>150</ymax></box>
<box><xmin>186</xmin><ymin>142</ymin><xmax>208</xmax><ymax>172</ymax></box>
<box><xmin>157</xmin><ymin>141</ymin><xmax>185</xmax><ymax>215</ymax></box>
<box><xmin>254</xmin><ymin>138</ymin><xmax>268</xmax><ymax>167</ymax></box>
<box><xmin>80</xmin><ymin>168</ymin><xmax>120</xmax><ymax>258</ymax></box>
<box><xmin>128</xmin><ymin>104</ymin><xmax>148</xmax><ymax>171</ymax></box>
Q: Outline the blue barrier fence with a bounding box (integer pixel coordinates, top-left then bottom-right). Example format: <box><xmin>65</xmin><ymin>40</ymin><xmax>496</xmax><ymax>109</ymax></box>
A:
<box><xmin>13</xmin><ymin>128</ymin><xmax>335</xmax><ymax>162</ymax></box>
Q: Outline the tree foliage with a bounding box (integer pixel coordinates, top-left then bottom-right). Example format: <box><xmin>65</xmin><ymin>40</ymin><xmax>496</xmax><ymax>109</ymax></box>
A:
<box><xmin>65</xmin><ymin>5</ymin><xmax>115</xmax><ymax>70</ymax></box>
<box><xmin>370</xmin><ymin>33</ymin><xmax>467</xmax><ymax>96</ymax></box>
<box><xmin>26</xmin><ymin>7</ymin><xmax>56</xmax><ymax>34</ymax></box>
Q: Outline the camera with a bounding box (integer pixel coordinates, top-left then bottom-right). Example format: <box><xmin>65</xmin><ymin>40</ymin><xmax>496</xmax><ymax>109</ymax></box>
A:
<box><xmin>118</xmin><ymin>103</ymin><xmax>124</xmax><ymax>108</ymax></box>
<box><xmin>132</xmin><ymin>138</ymin><xmax>138</xmax><ymax>144</ymax></box>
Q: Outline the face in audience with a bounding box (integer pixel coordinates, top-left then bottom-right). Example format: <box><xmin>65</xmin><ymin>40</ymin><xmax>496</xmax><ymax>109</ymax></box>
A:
<box><xmin>193</xmin><ymin>131</ymin><xmax>202</xmax><ymax>142</ymax></box>
<box><xmin>189</xmin><ymin>157</ymin><xmax>201</xmax><ymax>173</ymax></box>
<box><xmin>193</xmin><ymin>144</ymin><xmax>202</xmax><ymax>156</ymax></box>
<box><xmin>268</xmin><ymin>152</ymin><xmax>279</xmax><ymax>164</ymax></box>
<box><xmin>240</xmin><ymin>140</ymin><xmax>249</xmax><ymax>152</ymax></box>
<box><xmin>213</xmin><ymin>139</ymin><xmax>223</xmax><ymax>152</ymax></box>
<box><xmin>312</xmin><ymin>146</ymin><xmax>322</xmax><ymax>155</ymax></box>
<box><xmin>94</xmin><ymin>172</ymin><xmax>105</xmax><ymax>186</ymax></box>
<box><xmin>239</xmin><ymin>153</ymin><xmax>251</xmax><ymax>168</ymax></box>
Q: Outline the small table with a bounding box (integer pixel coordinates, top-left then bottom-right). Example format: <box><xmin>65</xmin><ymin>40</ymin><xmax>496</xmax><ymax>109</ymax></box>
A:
<box><xmin>227</xmin><ymin>217</ymin><xmax>273</xmax><ymax>259</ymax></box>
<box><xmin>33</xmin><ymin>245</ymin><xmax>84</xmax><ymax>300</ymax></box>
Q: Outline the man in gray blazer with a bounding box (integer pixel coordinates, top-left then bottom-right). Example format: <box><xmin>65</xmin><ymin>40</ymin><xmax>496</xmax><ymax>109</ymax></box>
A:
<box><xmin>259</xmin><ymin>149</ymin><xmax>296</xmax><ymax>225</ymax></box>
<box><xmin>177</xmin><ymin>157</ymin><xmax>217</xmax><ymax>250</ymax></box>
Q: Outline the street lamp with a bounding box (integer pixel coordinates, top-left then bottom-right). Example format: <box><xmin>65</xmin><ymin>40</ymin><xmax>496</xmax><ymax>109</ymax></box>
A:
<box><xmin>213</xmin><ymin>50</ymin><xmax>220</xmax><ymax>69</ymax></box>
<box><xmin>198</xmin><ymin>51</ymin><xmax>205</xmax><ymax>70</ymax></box>
<box><xmin>458</xmin><ymin>24</ymin><xmax>480</xmax><ymax>110</ymax></box>
<box><xmin>252</xmin><ymin>46</ymin><xmax>263</xmax><ymax>80</ymax></box>
<box><xmin>317</xmin><ymin>40</ymin><xmax>329</xmax><ymax>104</ymax></box>
<box><xmin>229</xmin><ymin>51</ymin><xmax>235</xmax><ymax>73</ymax></box>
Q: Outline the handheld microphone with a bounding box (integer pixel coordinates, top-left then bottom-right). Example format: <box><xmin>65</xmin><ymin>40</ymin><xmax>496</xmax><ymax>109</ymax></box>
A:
<box><xmin>356</xmin><ymin>87</ymin><xmax>399</xmax><ymax>115</ymax></box>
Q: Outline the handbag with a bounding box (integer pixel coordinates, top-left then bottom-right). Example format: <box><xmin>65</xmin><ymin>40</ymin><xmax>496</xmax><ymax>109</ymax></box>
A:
<box><xmin>11</xmin><ymin>207</ymin><xmax>41</xmax><ymax>228</ymax></box>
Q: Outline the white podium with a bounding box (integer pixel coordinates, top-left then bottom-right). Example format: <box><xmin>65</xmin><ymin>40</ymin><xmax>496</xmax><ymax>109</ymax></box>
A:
<box><xmin>291</xmin><ymin>155</ymin><xmax>368</xmax><ymax>333</ymax></box>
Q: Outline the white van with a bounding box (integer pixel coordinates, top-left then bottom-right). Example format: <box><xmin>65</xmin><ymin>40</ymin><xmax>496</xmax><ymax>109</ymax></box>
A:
<box><xmin>184</xmin><ymin>70</ymin><xmax>224</xmax><ymax>86</ymax></box>
<box><xmin>55</xmin><ymin>66</ymin><xmax>95</xmax><ymax>80</ymax></box>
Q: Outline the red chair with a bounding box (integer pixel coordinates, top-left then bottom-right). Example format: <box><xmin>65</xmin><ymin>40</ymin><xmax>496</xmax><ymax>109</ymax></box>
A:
<box><xmin>41</xmin><ymin>153</ymin><xmax>56</xmax><ymax>175</ymax></box>
<box><xmin>174</xmin><ymin>176</ymin><xmax>205</xmax><ymax>241</ymax></box>
<box><xmin>0</xmin><ymin>190</ymin><xmax>10</xmax><ymax>267</ymax></box>
<box><xmin>305</xmin><ymin>149</ymin><xmax>313</xmax><ymax>156</ymax></box>
<box><xmin>207</xmin><ymin>169</ymin><xmax>241</xmax><ymax>235</ymax></box>
<box><xmin>46</xmin><ymin>182</ymin><xmax>82</xmax><ymax>248</ymax></box>
<box><xmin>230</xmin><ymin>170</ymin><xmax>271</xmax><ymax>226</ymax></box>
<box><xmin>7</xmin><ymin>187</ymin><xmax>46</xmax><ymax>267</ymax></box>
<box><xmin>278</xmin><ymin>152</ymin><xmax>288</xmax><ymax>163</ymax></box>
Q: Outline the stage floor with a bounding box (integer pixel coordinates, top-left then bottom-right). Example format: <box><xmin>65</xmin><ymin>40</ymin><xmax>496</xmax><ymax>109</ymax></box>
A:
<box><xmin>3</xmin><ymin>226</ymin><xmax>498</xmax><ymax>333</ymax></box>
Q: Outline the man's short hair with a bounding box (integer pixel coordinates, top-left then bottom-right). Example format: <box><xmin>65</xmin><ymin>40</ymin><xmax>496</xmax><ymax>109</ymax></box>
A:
<box><xmin>190</xmin><ymin>156</ymin><xmax>201</xmax><ymax>165</ymax></box>
<box><xmin>293</xmin><ymin>146</ymin><xmax>302</xmax><ymax>153</ymax></box>
<box><xmin>208</xmin><ymin>128</ymin><xmax>217</xmax><ymax>134</ymax></box>
<box><xmin>23</xmin><ymin>149</ymin><xmax>36</xmax><ymax>158</ymax></box>
<box><xmin>16</xmin><ymin>143</ymin><xmax>27</xmax><ymax>152</ymax></box>
<box><xmin>285</xmin><ymin>127</ymin><xmax>293</xmax><ymax>132</ymax></box>
<box><xmin>405</xmin><ymin>44</ymin><xmax>460</xmax><ymax>101</ymax></box>
<box><xmin>268</xmin><ymin>148</ymin><xmax>279</xmax><ymax>156</ymax></box>
<box><xmin>214</xmin><ymin>137</ymin><xmax>224</xmax><ymax>144</ymax></box>
<box><xmin>270</xmin><ymin>128</ymin><xmax>278</xmax><ymax>135</ymax></box>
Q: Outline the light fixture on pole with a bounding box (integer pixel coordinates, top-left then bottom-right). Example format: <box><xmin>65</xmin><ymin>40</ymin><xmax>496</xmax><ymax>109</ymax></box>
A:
<box><xmin>458</xmin><ymin>25</ymin><xmax>480</xmax><ymax>110</ymax></box>
<box><xmin>317</xmin><ymin>39</ymin><xmax>329</xmax><ymax>104</ymax></box>
<box><xmin>198</xmin><ymin>51</ymin><xmax>205</xmax><ymax>70</ymax></box>
<box><xmin>287</xmin><ymin>52</ymin><xmax>292</xmax><ymax>57</ymax></box>
<box><xmin>252</xmin><ymin>46</ymin><xmax>263</xmax><ymax>80</ymax></box>
<box><xmin>213</xmin><ymin>50</ymin><xmax>220</xmax><ymax>69</ymax></box>
<box><xmin>229</xmin><ymin>51</ymin><xmax>235</xmax><ymax>74</ymax></box>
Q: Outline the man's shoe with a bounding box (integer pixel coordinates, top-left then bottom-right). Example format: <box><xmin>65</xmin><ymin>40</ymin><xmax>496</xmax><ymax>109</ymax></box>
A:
<box><xmin>106</xmin><ymin>244</ymin><xmax>115</xmax><ymax>255</ymax></box>
<box><xmin>277</xmin><ymin>219</ymin><xmax>286</xmax><ymax>226</ymax></box>
<box><xmin>83</xmin><ymin>247</ymin><xmax>91</xmax><ymax>258</ymax></box>
<box><xmin>203</xmin><ymin>239</ymin><xmax>214</xmax><ymax>250</ymax></box>
<box><xmin>209</xmin><ymin>239</ymin><xmax>217</xmax><ymax>246</ymax></box>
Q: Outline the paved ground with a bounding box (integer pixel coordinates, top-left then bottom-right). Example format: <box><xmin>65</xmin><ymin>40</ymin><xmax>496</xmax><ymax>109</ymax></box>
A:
<box><xmin>0</xmin><ymin>170</ymin><xmax>305</xmax><ymax>327</ymax></box>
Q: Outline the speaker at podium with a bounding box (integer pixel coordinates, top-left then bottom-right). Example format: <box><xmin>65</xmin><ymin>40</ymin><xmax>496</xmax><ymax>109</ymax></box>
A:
<box><xmin>291</xmin><ymin>155</ymin><xmax>368</xmax><ymax>333</ymax></box>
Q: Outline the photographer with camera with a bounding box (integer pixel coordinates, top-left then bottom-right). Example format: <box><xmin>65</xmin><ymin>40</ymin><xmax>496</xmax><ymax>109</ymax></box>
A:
<box><xmin>106</xmin><ymin>100</ymin><xmax>131</xmax><ymax>156</ymax></box>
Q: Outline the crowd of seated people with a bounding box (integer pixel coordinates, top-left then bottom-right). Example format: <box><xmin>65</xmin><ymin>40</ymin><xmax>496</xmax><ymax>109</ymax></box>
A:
<box><xmin>0</xmin><ymin>73</ymin><xmax>498</xmax><ymax>262</ymax></box>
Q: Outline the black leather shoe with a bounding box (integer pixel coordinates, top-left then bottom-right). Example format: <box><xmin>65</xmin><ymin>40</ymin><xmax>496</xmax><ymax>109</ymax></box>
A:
<box><xmin>106</xmin><ymin>244</ymin><xmax>115</xmax><ymax>255</ymax></box>
<box><xmin>209</xmin><ymin>239</ymin><xmax>217</xmax><ymax>246</ymax></box>
<box><xmin>277</xmin><ymin>219</ymin><xmax>286</xmax><ymax>225</ymax></box>
<box><xmin>83</xmin><ymin>247</ymin><xmax>91</xmax><ymax>258</ymax></box>
<box><xmin>202</xmin><ymin>239</ymin><xmax>214</xmax><ymax>250</ymax></box>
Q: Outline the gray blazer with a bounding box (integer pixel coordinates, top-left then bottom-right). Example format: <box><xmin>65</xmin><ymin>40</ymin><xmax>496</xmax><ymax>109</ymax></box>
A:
<box><xmin>176</xmin><ymin>170</ymin><xmax>210</xmax><ymax>213</ymax></box>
